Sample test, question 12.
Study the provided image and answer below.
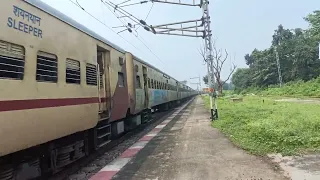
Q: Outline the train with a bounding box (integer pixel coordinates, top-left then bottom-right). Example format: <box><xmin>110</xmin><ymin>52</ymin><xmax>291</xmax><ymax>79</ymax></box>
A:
<box><xmin>0</xmin><ymin>0</ymin><xmax>197</xmax><ymax>179</ymax></box>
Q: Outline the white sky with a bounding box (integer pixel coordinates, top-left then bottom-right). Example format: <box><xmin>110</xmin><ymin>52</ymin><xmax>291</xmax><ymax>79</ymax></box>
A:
<box><xmin>39</xmin><ymin>0</ymin><xmax>320</xmax><ymax>89</ymax></box>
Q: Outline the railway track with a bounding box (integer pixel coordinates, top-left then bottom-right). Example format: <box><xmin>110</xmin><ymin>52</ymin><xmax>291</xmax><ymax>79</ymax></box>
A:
<box><xmin>46</xmin><ymin>106</ymin><xmax>179</xmax><ymax>180</ymax></box>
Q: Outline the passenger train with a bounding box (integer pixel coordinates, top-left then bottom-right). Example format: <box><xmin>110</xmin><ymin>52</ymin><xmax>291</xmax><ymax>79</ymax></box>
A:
<box><xmin>0</xmin><ymin>0</ymin><xmax>196</xmax><ymax>179</ymax></box>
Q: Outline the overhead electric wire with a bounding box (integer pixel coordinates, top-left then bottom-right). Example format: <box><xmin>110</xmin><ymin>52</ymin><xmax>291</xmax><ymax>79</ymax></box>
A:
<box><xmin>103</xmin><ymin>0</ymin><xmax>151</xmax><ymax>29</ymax></box>
<box><xmin>67</xmin><ymin>0</ymin><xmax>143</xmax><ymax>53</ymax></box>
<box><xmin>116</xmin><ymin>0</ymin><xmax>133</xmax><ymax>6</ymax></box>
<box><xmin>136</xmin><ymin>2</ymin><xmax>154</xmax><ymax>31</ymax></box>
<box><xmin>103</xmin><ymin>0</ymin><xmax>164</xmax><ymax>64</ymax></box>
<box><xmin>145</xmin><ymin>3</ymin><xmax>154</xmax><ymax>21</ymax></box>
<box><xmin>102</xmin><ymin>1</ymin><xmax>129</xmax><ymax>28</ymax></box>
<box><xmin>118</xmin><ymin>1</ymin><xmax>149</xmax><ymax>8</ymax></box>
<box><xmin>136</xmin><ymin>33</ymin><xmax>163</xmax><ymax>63</ymax></box>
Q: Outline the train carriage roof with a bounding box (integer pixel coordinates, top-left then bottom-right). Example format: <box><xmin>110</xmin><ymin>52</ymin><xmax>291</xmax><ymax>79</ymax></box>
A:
<box><xmin>25</xmin><ymin>0</ymin><xmax>125</xmax><ymax>53</ymax></box>
<box><xmin>25</xmin><ymin>0</ymin><xmax>192</xmax><ymax>90</ymax></box>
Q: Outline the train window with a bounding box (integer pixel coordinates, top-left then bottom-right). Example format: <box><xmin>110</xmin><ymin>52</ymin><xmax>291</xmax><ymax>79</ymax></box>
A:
<box><xmin>36</xmin><ymin>51</ymin><xmax>58</xmax><ymax>83</ymax></box>
<box><xmin>136</xmin><ymin>75</ymin><xmax>141</xmax><ymax>89</ymax></box>
<box><xmin>66</xmin><ymin>59</ymin><xmax>80</xmax><ymax>84</ymax></box>
<box><xmin>0</xmin><ymin>40</ymin><xmax>25</xmax><ymax>80</ymax></box>
<box><xmin>151</xmin><ymin>79</ymin><xmax>154</xmax><ymax>89</ymax></box>
<box><xmin>86</xmin><ymin>64</ymin><xmax>97</xmax><ymax>86</ymax></box>
<box><xmin>148</xmin><ymin>78</ymin><xmax>151</xmax><ymax>88</ymax></box>
<box><xmin>118</xmin><ymin>72</ymin><xmax>125</xmax><ymax>87</ymax></box>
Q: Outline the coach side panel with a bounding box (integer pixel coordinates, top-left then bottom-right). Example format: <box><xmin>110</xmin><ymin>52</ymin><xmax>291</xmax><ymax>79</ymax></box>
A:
<box><xmin>0</xmin><ymin>0</ymin><xmax>107</xmax><ymax>156</ymax></box>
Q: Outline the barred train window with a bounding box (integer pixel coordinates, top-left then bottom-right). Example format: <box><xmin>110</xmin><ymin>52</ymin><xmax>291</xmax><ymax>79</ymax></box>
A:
<box><xmin>66</xmin><ymin>59</ymin><xmax>80</xmax><ymax>84</ymax></box>
<box><xmin>36</xmin><ymin>51</ymin><xmax>57</xmax><ymax>82</ymax></box>
<box><xmin>136</xmin><ymin>75</ymin><xmax>141</xmax><ymax>89</ymax></box>
<box><xmin>86</xmin><ymin>63</ymin><xmax>97</xmax><ymax>86</ymax></box>
<box><xmin>0</xmin><ymin>40</ymin><xmax>25</xmax><ymax>80</ymax></box>
<box><xmin>148</xmin><ymin>78</ymin><xmax>151</xmax><ymax>88</ymax></box>
<box><xmin>118</xmin><ymin>72</ymin><xmax>125</xmax><ymax>87</ymax></box>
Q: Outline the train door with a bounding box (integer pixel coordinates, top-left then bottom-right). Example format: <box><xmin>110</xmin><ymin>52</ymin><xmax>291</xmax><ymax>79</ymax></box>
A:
<box><xmin>142</xmin><ymin>66</ymin><xmax>149</xmax><ymax>108</ymax></box>
<box><xmin>97</xmin><ymin>48</ymin><xmax>110</xmax><ymax>117</ymax></box>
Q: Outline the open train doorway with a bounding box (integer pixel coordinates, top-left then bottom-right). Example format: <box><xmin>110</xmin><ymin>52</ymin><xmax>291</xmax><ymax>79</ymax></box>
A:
<box><xmin>142</xmin><ymin>66</ymin><xmax>149</xmax><ymax>108</ymax></box>
<box><xmin>95</xmin><ymin>46</ymin><xmax>112</xmax><ymax>149</ymax></box>
<box><xmin>97</xmin><ymin>46</ymin><xmax>111</xmax><ymax>118</ymax></box>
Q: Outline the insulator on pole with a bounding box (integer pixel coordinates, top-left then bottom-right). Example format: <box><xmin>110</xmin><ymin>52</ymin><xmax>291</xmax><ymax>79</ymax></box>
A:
<box><xmin>140</xmin><ymin>20</ymin><xmax>147</xmax><ymax>25</ymax></box>
<box><xmin>144</xmin><ymin>26</ymin><xmax>150</xmax><ymax>31</ymax></box>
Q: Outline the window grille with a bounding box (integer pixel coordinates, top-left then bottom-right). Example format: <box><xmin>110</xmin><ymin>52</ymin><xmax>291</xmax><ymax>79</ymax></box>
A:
<box><xmin>36</xmin><ymin>51</ymin><xmax>57</xmax><ymax>82</ymax></box>
<box><xmin>0</xmin><ymin>40</ymin><xmax>25</xmax><ymax>80</ymax></box>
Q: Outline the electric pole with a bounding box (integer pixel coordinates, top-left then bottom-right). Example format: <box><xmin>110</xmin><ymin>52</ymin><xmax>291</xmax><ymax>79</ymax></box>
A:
<box><xmin>190</xmin><ymin>76</ymin><xmax>201</xmax><ymax>95</ymax></box>
<box><xmin>148</xmin><ymin>0</ymin><xmax>218</xmax><ymax>120</ymax></box>
<box><xmin>105</xmin><ymin>0</ymin><xmax>218</xmax><ymax>120</ymax></box>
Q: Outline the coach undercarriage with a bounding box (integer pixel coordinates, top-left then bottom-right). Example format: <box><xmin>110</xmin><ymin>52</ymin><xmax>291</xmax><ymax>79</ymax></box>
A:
<box><xmin>0</xmin><ymin>105</ymin><xmax>164</xmax><ymax>180</ymax></box>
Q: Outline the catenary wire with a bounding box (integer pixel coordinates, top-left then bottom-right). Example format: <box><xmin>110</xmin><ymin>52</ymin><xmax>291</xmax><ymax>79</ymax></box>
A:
<box><xmin>68</xmin><ymin>0</ymin><xmax>143</xmax><ymax>53</ymax></box>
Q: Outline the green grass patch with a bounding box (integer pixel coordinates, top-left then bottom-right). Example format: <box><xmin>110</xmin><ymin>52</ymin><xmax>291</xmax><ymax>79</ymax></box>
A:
<box><xmin>203</xmin><ymin>95</ymin><xmax>320</xmax><ymax>155</ymax></box>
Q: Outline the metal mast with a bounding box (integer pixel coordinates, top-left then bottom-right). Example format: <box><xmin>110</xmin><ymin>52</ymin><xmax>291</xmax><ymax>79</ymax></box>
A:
<box><xmin>201</xmin><ymin>0</ymin><xmax>217</xmax><ymax>119</ymax></box>
<box><xmin>190</xmin><ymin>76</ymin><xmax>201</xmax><ymax>94</ymax></box>
<box><xmin>150</xmin><ymin>0</ymin><xmax>218</xmax><ymax>120</ymax></box>
<box><xmin>106</xmin><ymin>0</ymin><xmax>218</xmax><ymax>120</ymax></box>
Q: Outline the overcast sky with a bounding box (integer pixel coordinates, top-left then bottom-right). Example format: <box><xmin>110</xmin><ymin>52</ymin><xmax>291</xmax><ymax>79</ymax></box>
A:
<box><xmin>40</xmin><ymin>0</ymin><xmax>320</xmax><ymax>89</ymax></box>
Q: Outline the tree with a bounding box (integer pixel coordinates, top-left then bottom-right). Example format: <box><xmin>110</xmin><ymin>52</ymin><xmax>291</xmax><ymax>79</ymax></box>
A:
<box><xmin>304</xmin><ymin>10</ymin><xmax>320</xmax><ymax>39</ymax></box>
<box><xmin>203</xmin><ymin>75</ymin><xmax>208</xmax><ymax>85</ymax></box>
<box><xmin>199</xmin><ymin>40</ymin><xmax>237</xmax><ymax>94</ymax></box>
<box><xmin>231</xmin><ymin>68</ymin><xmax>252</xmax><ymax>92</ymax></box>
<box><xmin>232</xmin><ymin>11</ymin><xmax>320</xmax><ymax>92</ymax></box>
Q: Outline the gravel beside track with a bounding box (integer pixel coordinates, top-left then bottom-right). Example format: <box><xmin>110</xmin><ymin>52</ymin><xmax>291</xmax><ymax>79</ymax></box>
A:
<box><xmin>47</xmin><ymin>108</ymin><xmax>177</xmax><ymax>180</ymax></box>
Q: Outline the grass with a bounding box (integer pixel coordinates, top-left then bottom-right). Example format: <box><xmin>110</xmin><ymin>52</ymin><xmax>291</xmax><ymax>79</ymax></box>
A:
<box><xmin>203</xmin><ymin>95</ymin><xmax>320</xmax><ymax>156</ymax></box>
<box><xmin>239</xmin><ymin>77</ymin><xmax>320</xmax><ymax>98</ymax></box>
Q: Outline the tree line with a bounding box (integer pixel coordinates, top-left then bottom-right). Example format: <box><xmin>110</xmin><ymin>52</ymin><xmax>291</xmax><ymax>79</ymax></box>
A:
<box><xmin>231</xmin><ymin>10</ymin><xmax>320</xmax><ymax>92</ymax></box>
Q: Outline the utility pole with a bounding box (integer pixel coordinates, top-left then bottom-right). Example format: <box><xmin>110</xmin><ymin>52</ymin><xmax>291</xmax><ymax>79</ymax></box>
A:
<box><xmin>149</xmin><ymin>0</ymin><xmax>218</xmax><ymax>120</ymax></box>
<box><xmin>190</xmin><ymin>76</ymin><xmax>201</xmax><ymax>95</ymax></box>
<box><xmin>105</xmin><ymin>0</ymin><xmax>218</xmax><ymax>120</ymax></box>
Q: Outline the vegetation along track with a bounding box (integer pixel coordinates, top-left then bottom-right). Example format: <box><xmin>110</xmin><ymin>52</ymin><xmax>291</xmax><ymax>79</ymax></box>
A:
<box><xmin>46</xmin><ymin>105</ymin><xmax>184</xmax><ymax>180</ymax></box>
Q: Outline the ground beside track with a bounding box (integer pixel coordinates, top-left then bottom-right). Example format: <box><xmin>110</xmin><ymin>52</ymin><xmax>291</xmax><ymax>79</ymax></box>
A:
<box><xmin>89</xmin><ymin>99</ymin><xmax>192</xmax><ymax>180</ymax></box>
<box><xmin>48</xmin><ymin>102</ymin><xmax>188</xmax><ymax>180</ymax></box>
<box><xmin>106</xmin><ymin>97</ymin><xmax>287</xmax><ymax>180</ymax></box>
<box><xmin>204</xmin><ymin>95</ymin><xmax>320</xmax><ymax>180</ymax></box>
